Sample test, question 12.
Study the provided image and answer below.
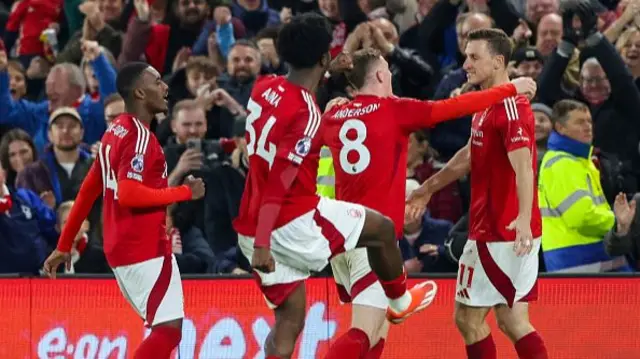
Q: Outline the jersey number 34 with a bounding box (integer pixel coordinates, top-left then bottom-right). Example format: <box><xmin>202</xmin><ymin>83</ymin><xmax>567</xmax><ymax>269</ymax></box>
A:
<box><xmin>246</xmin><ymin>99</ymin><xmax>276</xmax><ymax>167</ymax></box>
<box><xmin>339</xmin><ymin>119</ymin><xmax>371</xmax><ymax>175</ymax></box>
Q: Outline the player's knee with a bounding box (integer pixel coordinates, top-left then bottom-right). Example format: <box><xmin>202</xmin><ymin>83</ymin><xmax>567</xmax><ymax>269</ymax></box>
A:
<box><xmin>359</xmin><ymin>210</ymin><xmax>396</xmax><ymax>247</ymax></box>
<box><xmin>454</xmin><ymin>310</ymin><xmax>482</xmax><ymax>334</ymax></box>
<box><xmin>496</xmin><ymin>316</ymin><xmax>533</xmax><ymax>341</ymax></box>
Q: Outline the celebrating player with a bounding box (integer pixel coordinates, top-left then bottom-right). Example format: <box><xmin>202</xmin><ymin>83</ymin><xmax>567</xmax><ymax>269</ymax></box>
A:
<box><xmin>233</xmin><ymin>13</ymin><xmax>437</xmax><ymax>359</ymax></box>
<box><xmin>43</xmin><ymin>62</ymin><xmax>205</xmax><ymax>359</ymax></box>
<box><xmin>407</xmin><ymin>28</ymin><xmax>548</xmax><ymax>359</ymax></box>
<box><xmin>321</xmin><ymin>48</ymin><xmax>537</xmax><ymax>359</ymax></box>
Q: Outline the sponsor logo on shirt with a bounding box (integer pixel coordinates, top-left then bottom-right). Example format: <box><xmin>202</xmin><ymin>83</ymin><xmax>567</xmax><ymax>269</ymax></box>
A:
<box><xmin>127</xmin><ymin>172</ymin><xmax>142</xmax><ymax>181</ymax></box>
<box><xmin>131</xmin><ymin>154</ymin><xmax>144</xmax><ymax>173</ymax></box>
<box><xmin>511</xmin><ymin>127</ymin><xmax>529</xmax><ymax>143</ymax></box>
<box><xmin>295</xmin><ymin>136</ymin><xmax>312</xmax><ymax>157</ymax></box>
<box><xmin>347</xmin><ymin>208</ymin><xmax>363</xmax><ymax>218</ymax></box>
<box><xmin>106</xmin><ymin>124</ymin><xmax>129</xmax><ymax>138</ymax></box>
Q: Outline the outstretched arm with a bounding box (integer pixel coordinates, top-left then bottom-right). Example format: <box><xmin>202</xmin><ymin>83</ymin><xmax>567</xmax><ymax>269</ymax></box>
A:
<box><xmin>56</xmin><ymin>163</ymin><xmax>102</xmax><ymax>252</ymax></box>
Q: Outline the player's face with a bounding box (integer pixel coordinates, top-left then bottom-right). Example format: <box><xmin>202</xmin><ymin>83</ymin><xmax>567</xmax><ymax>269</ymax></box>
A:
<box><xmin>556</xmin><ymin>108</ymin><xmax>593</xmax><ymax>144</ymax></box>
<box><xmin>140</xmin><ymin>67</ymin><xmax>169</xmax><ymax>114</ymax></box>
<box><xmin>463</xmin><ymin>40</ymin><xmax>503</xmax><ymax>87</ymax></box>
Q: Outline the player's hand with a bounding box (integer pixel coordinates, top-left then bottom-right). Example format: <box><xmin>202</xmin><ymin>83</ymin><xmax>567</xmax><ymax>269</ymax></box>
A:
<box><xmin>325</xmin><ymin>97</ymin><xmax>349</xmax><ymax>113</ymax></box>
<box><xmin>507</xmin><ymin>216</ymin><xmax>533</xmax><ymax>256</ymax></box>
<box><xmin>510</xmin><ymin>77</ymin><xmax>537</xmax><ymax>99</ymax></box>
<box><xmin>614</xmin><ymin>192</ymin><xmax>636</xmax><ymax>236</ymax></box>
<box><xmin>405</xmin><ymin>185</ymin><xmax>433</xmax><ymax>222</ymax></box>
<box><xmin>252</xmin><ymin>247</ymin><xmax>275</xmax><ymax>273</ymax></box>
<box><xmin>43</xmin><ymin>250</ymin><xmax>72</xmax><ymax>278</ymax></box>
<box><xmin>184</xmin><ymin>175</ymin><xmax>205</xmax><ymax>200</ymax></box>
<box><xmin>329</xmin><ymin>52</ymin><xmax>353</xmax><ymax>74</ymax></box>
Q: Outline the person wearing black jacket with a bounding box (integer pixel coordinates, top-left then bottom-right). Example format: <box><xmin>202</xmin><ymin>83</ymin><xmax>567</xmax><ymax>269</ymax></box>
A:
<box><xmin>537</xmin><ymin>0</ymin><xmax>640</xmax><ymax>190</ymax></box>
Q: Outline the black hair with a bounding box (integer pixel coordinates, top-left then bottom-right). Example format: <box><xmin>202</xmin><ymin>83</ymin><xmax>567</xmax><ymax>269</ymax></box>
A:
<box><xmin>116</xmin><ymin>62</ymin><xmax>150</xmax><ymax>102</ymax></box>
<box><xmin>277</xmin><ymin>13</ymin><xmax>332</xmax><ymax>70</ymax></box>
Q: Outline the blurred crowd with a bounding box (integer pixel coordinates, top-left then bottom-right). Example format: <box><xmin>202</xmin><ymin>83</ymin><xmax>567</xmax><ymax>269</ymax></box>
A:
<box><xmin>0</xmin><ymin>0</ymin><xmax>639</xmax><ymax>276</ymax></box>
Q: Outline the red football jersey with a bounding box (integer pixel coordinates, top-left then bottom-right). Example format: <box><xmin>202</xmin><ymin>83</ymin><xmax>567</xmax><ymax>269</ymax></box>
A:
<box><xmin>97</xmin><ymin>114</ymin><xmax>171</xmax><ymax>267</ymax></box>
<box><xmin>468</xmin><ymin>95</ymin><xmax>542</xmax><ymax>242</ymax></box>
<box><xmin>322</xmin><ymin>95</ymin><xmax>441</xmax><ymax>236</ymax></box>
<box><xmin>233</xmin><ymin>76</ymin><xmax>323</xmax><ymax>236</ymax></box>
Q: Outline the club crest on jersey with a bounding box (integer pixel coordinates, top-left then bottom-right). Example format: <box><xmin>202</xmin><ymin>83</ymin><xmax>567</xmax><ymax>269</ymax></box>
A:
<box><xmin>295</xmin><ymin>136</ymin><xmax>312</xmax><ymax>157</ymax></box>
<box><xmin>348</xmin><ymin>208</ymin><xmax>363</xmax><ymax>218</ymax></box>
<box><xmin>131</xmin><ymin>154</ymin><xmax>144</xmax><ymax>173</ymax></box>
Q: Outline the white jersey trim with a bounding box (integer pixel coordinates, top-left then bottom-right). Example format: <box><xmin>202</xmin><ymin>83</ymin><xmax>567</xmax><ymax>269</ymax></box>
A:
<box><xmin>132</xmin><ymin>118</ymin><xmax>150</xmax><ymax>154</ymax></box>
<box><xmin>504</xmin><ymin>97</ymin><xmax>519</xmax><ymax>122</ymax></box>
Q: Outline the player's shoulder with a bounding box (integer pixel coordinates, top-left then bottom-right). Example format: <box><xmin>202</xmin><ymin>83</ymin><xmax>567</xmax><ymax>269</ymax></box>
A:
<box><xmin>492</xmin><ymin>95</ymin><xmax>532</xmax><ymax>120</ymax></box>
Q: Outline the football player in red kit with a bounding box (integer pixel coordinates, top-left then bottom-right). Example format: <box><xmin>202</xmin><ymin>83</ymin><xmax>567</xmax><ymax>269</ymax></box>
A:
<box><xmin>43</xmin><ymin>62</ymin><xmax>206</xmax><ymax>359</ymax></box>
<box><xmin>321</xmin><ymin>48</ymin><xmax>537</xmax><ymax>359</ymax></box>
<box><xmin>407</xmin><ymin>29</ymin><xmax>548</xmax><ymax>359</ymax></box>
<box><xmin>233</xmin><ymin>13</ymin><xmax>437</xmax><ymax>359</ymax></box>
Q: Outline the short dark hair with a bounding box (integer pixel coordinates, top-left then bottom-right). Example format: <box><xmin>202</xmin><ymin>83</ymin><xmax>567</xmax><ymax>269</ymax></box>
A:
<box><xmin>116</xmin><ymin>62</ymin><xmax>150</xmax><ymax>102</ymax></box>
<box><xmin>467</xmin><ymin>28</ymin><xmax>513</xmax><ymax>65</ymax></box>
<box><xmin>255</xmin><ymin>26</ymin><xmax>280</xmax><ymax>42</ymax></box>
<box><xmin>103</xmin><ymin>93</ymin><xmax>124</xmax><ymax>108</ymax></box>
<box><xmin>277</xmin><ymin>13</ymin><xmax>332</xmax><ymax>70</ymax></box>
<box><xmin>551</xmin><ymin>99</ymin><xmax>590</xmax><ymax>126</ymax></box>
<box><xmin>346</xmin><ymin>48</ymin><xmax>383</xmax><ymax>89</ymax></box>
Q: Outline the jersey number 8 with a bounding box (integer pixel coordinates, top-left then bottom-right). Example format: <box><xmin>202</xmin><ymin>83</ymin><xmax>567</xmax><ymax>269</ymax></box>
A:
<box><xmin>338</xmin><ymin>119</ymin><xmax>371</xmax><ymax>174</ymax></box>
<box><xmin>246</xmin><ymin>98</ymin><xmax>276</xmax><ymax>168</ymax></box>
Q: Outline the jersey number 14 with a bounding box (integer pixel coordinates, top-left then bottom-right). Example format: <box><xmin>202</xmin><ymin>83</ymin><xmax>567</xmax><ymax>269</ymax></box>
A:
<box><xmin>98</xmin><ymin>143</ymin><xmax>119</xmax><ymax>199</ymax></box>
<box><xmin>339</xmin><ymin>119</ymin><xmax>371</xmax><ymax>174</ymax></box>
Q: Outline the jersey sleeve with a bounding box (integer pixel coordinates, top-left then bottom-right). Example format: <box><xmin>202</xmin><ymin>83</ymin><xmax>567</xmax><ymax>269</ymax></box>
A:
<box><xmin>276</xmin><ymin>100</ymin><xmax>323</xmax><ymax>166</ymax></box>
<box><xmin>393</xmin><ymin>83</ymin><xmax>517</xmax><ymax>133</ymax></box>
<box><xmin>115</xmin><ymin>121</ymin><xmax>155</xmax><ymax>183</ymax></box>
<box><xmin>495</xmin><ymin>96</ymin><xmax>535</xmax><ymax>152</ymax></box>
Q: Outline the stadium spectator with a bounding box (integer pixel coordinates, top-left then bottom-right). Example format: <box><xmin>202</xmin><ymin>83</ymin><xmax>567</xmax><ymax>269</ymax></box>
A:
<box><xmin>56</xmin><ymin>0</ymin><xmax>124</xmax><ymax>64</ymax></box>
<box><xmin>538</xmin><ymin>99</ymin><xmax>633</xmax><ymax>273</ymax></box>
<box><xmin>0</xmin><ymin>45</ymin><xmax>117</xmax><ymax>151</ymax></box>
<box><xmin>16</xmin><ymin>107</ymin><xmax>102</xmax><ymax>243</ymax></box>
<box><xmin>118</xmin><ymin>0</ymin><xmax>210</xmax><ymax>75</ymax></box>
<box><xmin>0</xmin><ymin>163</ymin><xmax>57</xmax><ymax>274</ymax></box>
<box><xmin>167</xmin><ymin>204</ymin><xmax>216</xmax><ymax>273</ymax></box>
<box><xmin>219</xmin><ymin>40</ymin><xmax>261</xmax><ymax>107</ymax></box>
<box><xmin>56</xmin><ymin>200</ymin><xmax>109</xmax><ymax>274</ymax></box>
<box><xmin>203</xmin><ymin>118</ymin><xmax>250</xmax><ymax>274</ymax></box>
<box><xmin>192</xmin><ymin>1</ymin><xmax>247</xmax><ymax>60</ymax></box>
<box><xmin>538</xmin><ymin>0</ymin><xmax>640</xmax><ymax>191</ymax></box>
<box><xmin>0</xmin><ymin>129</ymin><xmax>38</xmax><ymax>188</ymax></box>
<box><xmin>232</xmin><ymin>0</ymin><xmax>281</xmax><ymax>37</ymax></box>
<box><xmin>532</xmin><ymin>103</ymin><xmax>553</xmax><ymax>164</ymax></box>
<box><xmin>605</xmin><ymin>193</ymin><xmax>640</xmax><ymax>269</ymax></box>
<box><xmin>6</xmin><ymin>60</ymin><xmax>27</xmax><ymax>100</ymax></box>
<box><xmin>255</xmin><ymin>26</ymin><xmax>288</xmax><ymax>75</ymax></box>
<box><xmin>407</xmin><ymin>130</ymin><xmax>463</xmax><ymax>223</ymax></box>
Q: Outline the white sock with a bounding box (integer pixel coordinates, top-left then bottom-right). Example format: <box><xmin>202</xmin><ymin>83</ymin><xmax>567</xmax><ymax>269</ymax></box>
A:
<box><xmin>388</xmin><ymin>291</ymin><xmax>411</xmax><ymax>313</ymax></box>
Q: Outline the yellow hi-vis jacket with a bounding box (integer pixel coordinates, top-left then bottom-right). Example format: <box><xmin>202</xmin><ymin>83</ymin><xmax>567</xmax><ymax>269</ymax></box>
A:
<box><xmin>317</xmin><ymin>146</ymin><xmax>335</xmax><ymax>199</ymax></box>
<box><xmin>538</xmin><ymin>148</ymin><xmax>629</xmax><ymax>273</ymax></box>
